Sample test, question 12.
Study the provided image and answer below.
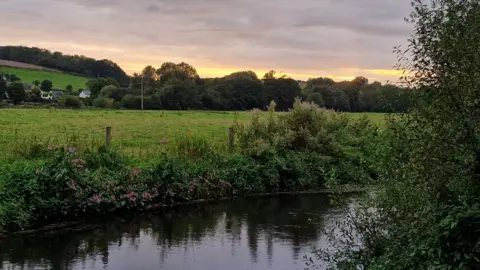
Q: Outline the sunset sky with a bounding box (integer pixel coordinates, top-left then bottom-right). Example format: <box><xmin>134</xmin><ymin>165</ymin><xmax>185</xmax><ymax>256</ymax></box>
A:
<box><xmin>0</xmin><ymin>0</ymin><xmax>412</xmax><ymax>82</ymax></box>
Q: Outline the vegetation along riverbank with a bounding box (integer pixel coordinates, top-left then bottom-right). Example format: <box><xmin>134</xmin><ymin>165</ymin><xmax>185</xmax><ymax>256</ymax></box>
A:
<box><xmin>0</xmin><ymin>100</ymin><xmax>382</xmax><ymax>235</ymax></box>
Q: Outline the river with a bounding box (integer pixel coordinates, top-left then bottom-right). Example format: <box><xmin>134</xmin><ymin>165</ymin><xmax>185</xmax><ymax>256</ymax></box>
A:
<box><xmin>0</xmin><ymin>194</ymin><xmax>351</xmax><ymax>270</ymax></box>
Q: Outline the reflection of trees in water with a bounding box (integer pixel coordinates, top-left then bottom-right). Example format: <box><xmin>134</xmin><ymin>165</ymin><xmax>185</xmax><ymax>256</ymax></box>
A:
<box><xmin>0</xmin><ymin>195</ymin><xmax>335</xmax><ymax>269</ymax></box>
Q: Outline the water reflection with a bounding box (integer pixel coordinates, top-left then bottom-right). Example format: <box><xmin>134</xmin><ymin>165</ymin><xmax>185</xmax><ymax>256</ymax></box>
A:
<box><xmin>0</xmin><ymin>194</ymin><xmax>348</xmax><ymax>270</ymax></box>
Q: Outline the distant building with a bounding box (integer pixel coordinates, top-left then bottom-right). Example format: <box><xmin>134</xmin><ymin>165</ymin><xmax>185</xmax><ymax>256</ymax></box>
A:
<box><xmin>41</xmin><ymin>90</ymin><xmax>64</xmax><ymax>100</ymax></box>
<box><xmin>79</xmin><ymin>90</ymin><xmax>91</xmax><ymax>98</ymax></box>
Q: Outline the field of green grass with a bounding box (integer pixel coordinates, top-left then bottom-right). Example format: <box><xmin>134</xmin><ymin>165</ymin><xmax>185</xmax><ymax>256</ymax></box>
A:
<box><xmin>0</xmin><ymin>66</ymin><xmax>89</xmax><ymax>90</ymax></box>
<box><xmin>0</xmin><ymin>109</ymin><xmax>386</xmax><ymax>161</ymax></box>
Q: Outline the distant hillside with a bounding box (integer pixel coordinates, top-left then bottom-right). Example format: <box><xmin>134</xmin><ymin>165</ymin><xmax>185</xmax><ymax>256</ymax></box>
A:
<box><xmin>0</xmin><ymin>59</ymin><xmax>59</xmax><ymax>71</ymax></box>
<box><xmin>0</xmin><ymin>46</ymin><xmax>129</xmax><ymax>85</ymax></box>
<box><xmin>0</xmin><ymin>66</ymin><xmax>89</xmax><ymax>90</ymax></box>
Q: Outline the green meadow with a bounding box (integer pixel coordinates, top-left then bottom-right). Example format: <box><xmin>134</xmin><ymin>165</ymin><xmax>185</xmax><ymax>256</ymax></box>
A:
<box><xmin>0</xmin><ymin>67</ymin><xmax>90</xmax><ymax>90</ymax></box>
<box><xmin>0</xmin><ymin>109</ymin><xmax>386</xmax><ymax>161</ymax></box>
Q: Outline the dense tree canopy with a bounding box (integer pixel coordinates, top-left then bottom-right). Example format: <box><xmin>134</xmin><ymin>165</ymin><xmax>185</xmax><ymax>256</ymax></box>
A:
<box><xmin>40</xmin><ymin>80</ymin><xmax>53</xmax><ymax>92</ymax></box>
<box><xmin>6</xmin><ymin>82</ymin><xmax>26</xmax><ymax>104</ymax></box>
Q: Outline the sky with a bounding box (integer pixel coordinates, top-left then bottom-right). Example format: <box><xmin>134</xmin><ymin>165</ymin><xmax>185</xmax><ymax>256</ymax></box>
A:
<box><xmin>0</xmin><ymin>0</ymin><xmax>413</xmax><ymax>82</ymax></box>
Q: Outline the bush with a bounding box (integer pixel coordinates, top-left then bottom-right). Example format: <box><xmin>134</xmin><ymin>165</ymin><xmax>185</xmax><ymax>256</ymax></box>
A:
<box><xmin>93</xmin><ymin>97</ymin><xmax>113</xmax><ymax>109</ymax></box>
<box><xmin>234</xmin><ymin>99</ymin><xmax>378</xmax><ymax>185</ymax></box>
<box><xmin>58</xmin><ymin>95</ymin><xmax>83</xmax><ymax>109</ymax></box>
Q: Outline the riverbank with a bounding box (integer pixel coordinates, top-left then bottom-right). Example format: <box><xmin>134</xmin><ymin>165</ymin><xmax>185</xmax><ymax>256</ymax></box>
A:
<box><xmin>0</xmin><ymin>188</ymin><xmax>365</xmax><ymax>238</ymax></box>
<box><xmin>0</xmin><ymin>101</ymin><xmax>381</xmax><ymax>236</ymax></box>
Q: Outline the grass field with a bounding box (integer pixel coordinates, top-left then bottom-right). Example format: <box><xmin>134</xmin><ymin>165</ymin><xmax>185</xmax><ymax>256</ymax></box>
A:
<box><xmin>0</xmin><ymin>109</ymin><xmax>386</xmax><ymax>162</ymax></box>
<box><xmin>0</xmin><ymin>66</ymin><xmax>90</xmax><ymax>90</ymax></box>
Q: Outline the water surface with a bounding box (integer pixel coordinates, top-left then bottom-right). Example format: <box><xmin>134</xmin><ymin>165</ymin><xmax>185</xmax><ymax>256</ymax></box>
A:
<box><xmin>0</xmin><ymin>195</ymin><xmax>349</xmax><ymax>270</ymax></box>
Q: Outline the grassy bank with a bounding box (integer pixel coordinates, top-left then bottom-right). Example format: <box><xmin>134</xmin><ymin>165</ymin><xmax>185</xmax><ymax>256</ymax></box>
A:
<box><xmin>0</xmin><ymin>101</ymin><xmax>381</xmax><ymax>234</ymax></box>
<box><xmin>0</xmin><ymin>66</ymin><xmax>89</xmax><ymax>90</ymax></box>
<box><xmin>0</xmin><ymin>108</ymin><xmax>385</xmax><ymax>162</ymax></box>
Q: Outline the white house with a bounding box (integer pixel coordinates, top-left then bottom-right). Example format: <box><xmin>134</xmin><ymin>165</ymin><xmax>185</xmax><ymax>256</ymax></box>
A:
<box><xmin>79</xmin><ymin>90</ymin><xmax>91</xmax><ymax>98</ymax></box>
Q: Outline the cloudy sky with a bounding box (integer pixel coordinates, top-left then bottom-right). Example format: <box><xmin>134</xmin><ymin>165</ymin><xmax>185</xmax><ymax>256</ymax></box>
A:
<box><xmin>0</xmin><ymin>0</ymin><xmax>413</xmax><ymax>82</ymax></box>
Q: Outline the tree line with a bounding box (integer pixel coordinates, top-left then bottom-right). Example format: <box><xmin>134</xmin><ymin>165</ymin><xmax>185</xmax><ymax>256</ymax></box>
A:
<box><xmin>0</xmin><ymin>46</ymin><xmax>129</xmax><ymax>84</ymax></box>
<box><xmin>87</xmin><ymin>63</ymin><xmax>411</xmax><ymax>112</ymax></box>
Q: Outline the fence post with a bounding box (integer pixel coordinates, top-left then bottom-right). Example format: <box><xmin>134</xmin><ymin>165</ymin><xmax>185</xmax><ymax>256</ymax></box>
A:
<box><xmin>105</xmin><ymin>126</ymin><xmax>112</xmax><ymax>148</ymax></box>
<box><xmin>228</xmin><ymin>127</ymin><xmax>235</xmax><ymax>152</ymax></box>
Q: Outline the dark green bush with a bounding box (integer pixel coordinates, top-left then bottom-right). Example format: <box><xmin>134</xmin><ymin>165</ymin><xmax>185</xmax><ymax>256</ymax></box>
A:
<box><xmin>58</xmin><ymin>95</ymin><xmax>83</xmax><ymax>109</ymax></box>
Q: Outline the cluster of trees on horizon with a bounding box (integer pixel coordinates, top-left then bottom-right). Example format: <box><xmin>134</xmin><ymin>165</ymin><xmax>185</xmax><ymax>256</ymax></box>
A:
<box><xmin>0</xmin><ymin>46</ymin><xmax>411</xmax><ymax>112</ymax></box>
<box><xmin>85</xmin><ymin>63</ymin><xmax>411</xmax><ymax>112</ymax></box>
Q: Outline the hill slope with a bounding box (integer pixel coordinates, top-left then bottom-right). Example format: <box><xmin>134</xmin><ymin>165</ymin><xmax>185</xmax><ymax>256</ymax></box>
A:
<box><xmin>0</xmin><ymin>46</ymin><xmax>129</xmax><ymax>84</ymax></box>
<box><xmin>0</xmin><ymin>65</ymin><xmax>89</xmax><ymax>90</ymax></box>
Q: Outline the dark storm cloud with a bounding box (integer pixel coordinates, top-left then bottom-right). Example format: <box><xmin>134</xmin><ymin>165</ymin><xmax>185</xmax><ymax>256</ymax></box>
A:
<box><xmin>0</xmin><ymin>0</ymin><xmax>413</xmax><ymax>81</ymax></box>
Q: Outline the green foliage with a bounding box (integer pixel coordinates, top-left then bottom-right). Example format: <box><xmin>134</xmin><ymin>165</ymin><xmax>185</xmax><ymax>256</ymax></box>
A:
<box><xmin>65</xmin><ymin>85</ymin><xmax>73</xmax><ymax>92</ymax></box>
<box><xmin>93</xmin><ymin>96</ymin><xmax>113</xmax><ymax>109</ymax></box>
<box><xmin>40</xmin><ymin>80</ymin><xmax>53</xmax><ymax>92</ymax></box>
<box><xmin>86</xmin><ymin>78</ymin><xmax>119</xmax><ymax>99</ymax></box>
<box><xmin>58</xmin><ymin>95</ymin><xmax>83</xmax><ymax>109</ymax></box>
<box><xmin>0</xmin><ymin>46</ymin><xmax>129</xmax><ymax>84</ymax></box>
<box><xmin>234</xmin><ymin>99</ymin><xmax>378</xmax><ymax>185</ymax></box>
<box><xmin>263</xmin><ymin>77</ymin><xmax>301</xmax><ymax>111</ymax></box>
<box><xmin>315</xmin><ymin>0</ymin><xmax>480</xmax><ymax>269</ymax></box>
<box><xmin>6</xmin><ymin>82</ymin><xmax>26</xmax><ymax>104</ymax></box>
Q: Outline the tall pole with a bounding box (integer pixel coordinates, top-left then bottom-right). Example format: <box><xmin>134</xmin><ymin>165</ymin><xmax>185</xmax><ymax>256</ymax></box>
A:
<box><xmin>141</xmin><ymin>75</ymin><xmax>144</xmax><ymax>111</ymax></box>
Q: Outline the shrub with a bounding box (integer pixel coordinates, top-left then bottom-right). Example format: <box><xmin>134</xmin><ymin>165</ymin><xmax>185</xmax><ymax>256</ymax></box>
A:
<box><xmin>58</xmin><ymin>95</ymin><xmax>83</xmax><ymax>109</ymax></box>
<box><xmin>93</xmin><ymin>97</ymin><xmax>113</xmax><ymax>109</ymax></box>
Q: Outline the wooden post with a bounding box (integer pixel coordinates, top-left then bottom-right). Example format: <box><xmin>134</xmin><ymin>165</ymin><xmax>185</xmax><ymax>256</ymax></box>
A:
<box><xmin>105</xmin><ymin>126</ymin><xmax>112</xmax><ymax>148</ymax></box>
<box><xmin>228</xmin><ymin>127</ymin><xmax>234</xmax><ymax>152</ymax></box>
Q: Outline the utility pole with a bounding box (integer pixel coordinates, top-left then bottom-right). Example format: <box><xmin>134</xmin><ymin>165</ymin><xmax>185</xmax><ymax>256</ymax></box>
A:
<box><xmin>141</xmin><ymin>75</ymin><xmax>144</xmax><ymax>111</ymax></box>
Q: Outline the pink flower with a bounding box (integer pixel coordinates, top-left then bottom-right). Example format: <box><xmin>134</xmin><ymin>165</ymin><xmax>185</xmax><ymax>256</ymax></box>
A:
<box><xmin>72</xmin><ymin>159</ymin><xmax>86</xmax><ymax>166</ymax></box>
<box><xmin>129</xmin><ymin>196</ymin><xmax>136</xmax><ymax>202</ymax></box>
<box><xmin>92</xmin><ymin>195</ymin><xmax>101</xmax><ymax>202</ymax></box>
<box><xmin>161</xmin><ymin>138</ymin><xmax>168</xmax><ymax>144</ymax></box>
<box><xmin>35</xmin><ymin>169</ymin><xmax>41</xmax><ymax>175</ymax></box>
<box><xmin>48</xmin><ymin>145</ymin><xmax>58</xmax><ymax>150</ymax></box>
<box><xmin>189</xmin><ymin>184</ymin><xmax>195</xmax><ymax>193</ymax></box>
<box><xmin>66</xmin><ymin>180</ymin><xmax>77</xmax><ymax>190</ymax></box>
<box><xmin>111</xmin><ymin>195</ymin><xmax>116</xmax><ymax>201</ymax></box>
<box><xmin>132</xmin><ymin>168</ymin><xmax>142</xmax><ymax>176</ymax></box>
<box><xmin>143</xmin><ymin>192</ymin><xmax>152</xmax><ymax>199</ymax></box>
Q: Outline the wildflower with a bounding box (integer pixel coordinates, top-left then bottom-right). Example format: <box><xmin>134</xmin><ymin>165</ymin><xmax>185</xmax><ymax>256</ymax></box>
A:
<box><xmin>129</xmin><ymin>196</ymin><xmax>136</xmax><ymax>202</ymax></box>
<box><xmin>72</xmin><ymin>159</ymin><xmax>86</xmax><ymax>166</ymax></box>
<box><xmin>161</xmin><ymin>138</ymin><xmax>168</xmax><ymax>144</ymax></box>
<box><xmin>186</xmin><ymin>130</ymin><xmax>192</xmax><ymax>136</ymax></box>
<box><xmin>92</xmin><ymin>195</ymin><xmax>101</xmax><ymax>202</ymax></box>
<box><xmin>68</xmin><ymin>147</ymin><xmax>77</xmax><ymax>154</ymax></box>
<box><xmin>143</xmin><ymin>192</ymin><xmax>152</xmax><ymax>199</ymax></box>
<box><xmin>48</xmin><ymin>145</ymin><xmax>58</xmax><ymax>150</ymax></box>
<box><xmin>111</xmin><ymin>195</ymin><xmax>116</xmax><ymax>201</ymax></box>
<box><xmin>35</xmin><ymin>169</ymin><xmax>41</xmax><ymax>175</ymax></box>
<box><xmin>132</xmin><ymin>168</ymin><xmax>142</xmax><ymax>176</ymax></box>
<box><xmin>66</xmin><ymin>180</ymin><xmax>77</xmax><ymax>190</ymax></box>
<box><xmin>189</xmin><ymin>184</ymin><xmax>195</xmax><ymax>193</ymax></box>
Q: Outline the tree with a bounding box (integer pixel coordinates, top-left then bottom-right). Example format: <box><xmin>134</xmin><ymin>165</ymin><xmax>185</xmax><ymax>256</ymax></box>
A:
<box><xmin>352</xmin><ymin>76</ymin><xmax>368</xmax><ymax>86</ymax></box>
<box><xmin>65</xmin><ymin>85</ymin><xmax>73</xmax><ymax>92</ymax></box>
<box><xmin>0</xmin><ymin>77</ymin><xmax>6</xmax><ymax>100</ymax></box>
<box><xmin>156</xmin><ymin>62</ymin><xmax>199</xmax><ymax>86</ymax></box>
<box><xmin>9</xmin><ymin>74</ymin><xmax>21</xmax><ymax>82</ymax></box>
<box><xmin>6</xmin><ymin>82</ymin><xmax>26</xmax><ymax>104</ymax></box>
<box><xmin>27</xmin><ymin>87</ymin><xmax>42</xmax><ymax>102</ymax></box>
<box><xmin>321</xmin><ymin>0</ymin><xmax>480</xmax><ymax>268</ymax></box>
<box><xmin>59</xmin><ymin>95</ymin><xmax>83</xmax><ymax>109</ymax></box>
<box><xmin>306</xmin><ymin>92</ymin><xmax>325</xmax><ymax>107</ymax></box>
<box><xmin>40</xmin><ymin>80</ymin><xmax>53</xmax><ymax>91</ymax></box>
<box><xmin>218</xmin><ymin>71</ymin><xmax>266</xmax><ymax>110</ymax></box>
<box><xmin>33</xmin><ymin>80</ymin><xmax>40</xmax><ymax>87</ymax></box>
<box><xmin>86</xmin><ymin>78</ymin><xmax>120</xmax><ymax>99</ymax></box>
<box><xmin>263</xmin><ymin>77</ymin><xmax>301</xmax><ymax>111</ymax></box>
